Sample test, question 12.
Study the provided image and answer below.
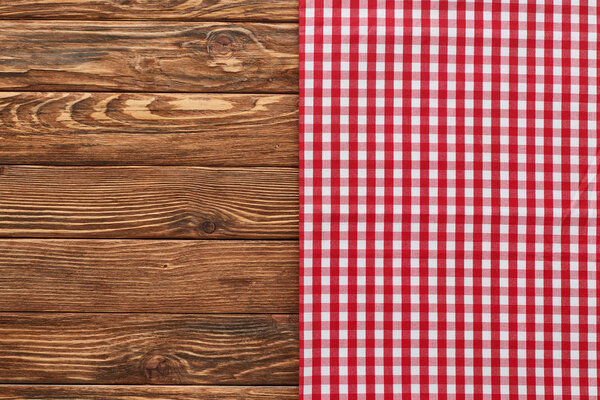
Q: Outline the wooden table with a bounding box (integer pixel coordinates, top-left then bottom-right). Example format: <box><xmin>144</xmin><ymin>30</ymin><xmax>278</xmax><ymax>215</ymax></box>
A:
<box><xmin>0</xmin><ymin>1</ymin><xmax>299</xmax><ymax>398</ymax></box>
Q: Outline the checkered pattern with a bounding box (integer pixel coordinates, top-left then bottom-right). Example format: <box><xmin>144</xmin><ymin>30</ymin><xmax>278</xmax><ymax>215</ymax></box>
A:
<box><xmin>300</xmin><ymin>0</ymin><xmax>598</xmax><ymax>398</ymax></box>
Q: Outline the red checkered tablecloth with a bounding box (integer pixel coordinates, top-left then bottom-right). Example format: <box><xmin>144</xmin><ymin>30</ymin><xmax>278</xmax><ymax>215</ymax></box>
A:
<box><xmin>300</xmin><ymin>1</ymin><xmax>598</xmax><ymax>398</ymax></box>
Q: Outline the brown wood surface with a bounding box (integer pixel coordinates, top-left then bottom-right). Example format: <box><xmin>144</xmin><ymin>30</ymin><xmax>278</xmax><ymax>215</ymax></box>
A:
<box><xmin>0</xmin><ymin>92</ymin><xmax>298</xmax><ymax>166</ymax></box>
<box><xmin>0</xmin><ymin>240</ymin><xmax>298</xmax><ymax>313</ymax></box>
<box><xmin>0</xmin><ymin>0</ymin><xmax>298</xmax><ymax>22</ymax></box>
<box><xmin>0</xmin><ymin>166</ymin><xmax>298</xmax><ymax>239</ymax></box>
<box><xmin>0</xmin><ymin>22</ymin><xmax>298</xmax><ymax>93</ymax></box>
<box><xmin>0</xmin><ymin>0</ymin><xmax>300</xmax><ymax>393</ymax></box>
<box><xmin>0</xmin><ymin>313</ymin><xmax>298</xmax><ymax>385</ymax></box>
<box><xmin>0</xmin><ymin>385</ymin><xmax>297</xmax><ymax>400</ymax></box>
<box><xmin>0</xmin><ymin>385</ymin><xmax>298</xmax><ymax>400</ymax></box>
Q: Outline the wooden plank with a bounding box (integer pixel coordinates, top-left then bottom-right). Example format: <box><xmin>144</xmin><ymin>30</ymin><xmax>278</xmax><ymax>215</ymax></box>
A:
<box><xmin>0</xmin><ymin>313</ymin><xmax>298</xmax><ymax>385</ymax></box>
<box><xmin>0</xmin><ymin>385</ymin><xmax>298</xmax><ymax>400</ymax></box>
<box><xmin>0</xmin><ymin>22</ymin><xmax>298</xmax><ymax>93</ymax></box>
<box><xmin>0</xmin><ymin>0</ymin><xmax>298</xmax><ymax>22</ymax></box>
<box><xmin>0</xmin><ymin>166</ymin><xmax>298</xmax><ymax>239</ymax></box>
<box><xmin>0</xmin><ymin>239</ymin><xmax>298</xmax><ymax>313</ymax></box>
<box><xmin>0</xmin><ymin>92</ymin><xmax>298</xmax><ymax>166</ymax></box>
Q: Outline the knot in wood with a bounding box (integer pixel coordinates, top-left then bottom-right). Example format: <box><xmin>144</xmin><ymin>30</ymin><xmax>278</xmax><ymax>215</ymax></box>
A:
<box><xmin>133</xmin><ymin>56</ymin><xmax>161</xmax><ymax>74</ymax></box>
<box><xmin>143</xmin><ymin>355</ymin><xmax>171</xmax><ymax>379</ymax></box>
<box><xmin>207</xmin><ymin>32</ymin><xmax>238</xmax><ymax>57</ymax></box>
<box><xmin>201</xmin><ymin>221</ymin><xmax>216</xmax><ymax>234</ymax></box>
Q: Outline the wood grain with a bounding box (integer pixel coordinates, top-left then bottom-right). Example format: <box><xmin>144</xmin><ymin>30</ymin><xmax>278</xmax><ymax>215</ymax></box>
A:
<box><xmin>0</xmin><ymin>313</ymin><xmax>298</xmax><ymax>385</ymax></box>
<box><xmin>0</xmin><ymin>22</ymin><xmax>298</xmax><ymax>93</ymax></box>
<box><xmin>0</xmin><ymin>0</ymin><xmax>298</xmax><ymax>22</ymax></box>
<box><xmin>0</xmin><ymin>240</ymin><xmax>298</xmax><ymax>313</ymax></box>
<box><xmin>0</xmin><ymin>385</ymin><xmax>298</xmax><ymax>400</ymax></box>
<box><xmin>0</xmin><ymin>385</ymin><xmax>297</xmax><ymax>400</ymax></box>
<box><xmin>0</xmin><ymin>92</ymin><xmax>298</xmax><ymax>166</ymax></box>
<box><xmin>0</xmin><ymin>166</ymin><xmax>298</xmax><ymax>239</ymax></box>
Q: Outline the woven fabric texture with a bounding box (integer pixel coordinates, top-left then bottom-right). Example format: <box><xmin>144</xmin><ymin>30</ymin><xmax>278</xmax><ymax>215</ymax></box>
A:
<box><xmin>300</xmin><ymin>1</ymin><xmax>598</xmax><ymax>398</ymax></box>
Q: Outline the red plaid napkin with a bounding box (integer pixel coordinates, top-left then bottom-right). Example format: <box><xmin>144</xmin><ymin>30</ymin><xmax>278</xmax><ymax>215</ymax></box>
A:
<box><xmin>300</xmin><ymin>1</ymin><xmax>598</xmax><ymax>398</ymax></box>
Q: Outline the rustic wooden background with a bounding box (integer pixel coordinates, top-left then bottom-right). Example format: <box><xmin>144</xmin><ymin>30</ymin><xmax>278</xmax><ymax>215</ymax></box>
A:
<box><xmin>0</xmin><ymin>1</ymin><xmax>299</xmax><ymax>399</ymax></box>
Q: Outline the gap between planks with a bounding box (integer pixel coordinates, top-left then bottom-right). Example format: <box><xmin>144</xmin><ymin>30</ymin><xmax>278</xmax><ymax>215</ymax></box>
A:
<box><xmin>0</xmin><ymin>89</ymin><xmax>300</xmax><ymax>94</ymax></box>
<box><xmin>0</xmin><ymin>385</ymin><xmax>299</xmax><ymax>400</ymax></box>
<box><xmin>0</xmin><ymin>237</ymin><xmax>299</xmax><ymax>241</ymax></box>
<box><xmin>0</xmin><ymin>18</ymin><xmax>299</xmax><ymax>23</ymax></box>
